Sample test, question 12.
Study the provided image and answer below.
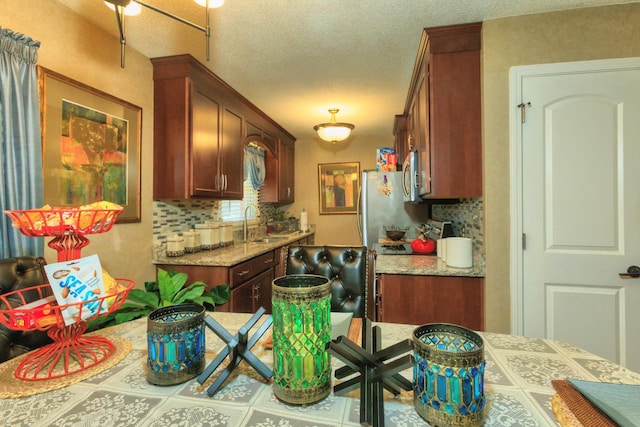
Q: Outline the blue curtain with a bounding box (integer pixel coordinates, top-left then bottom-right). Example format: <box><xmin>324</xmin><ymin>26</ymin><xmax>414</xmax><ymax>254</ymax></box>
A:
<box><xmin>0</xmin><ymin>27</ymin><xmax>44</xmax><ymax>258</ymax></box>
<box><xmin>244</xmin><ymin>145</ymin><xmax>265</xmax><ymax>190</ymax></box>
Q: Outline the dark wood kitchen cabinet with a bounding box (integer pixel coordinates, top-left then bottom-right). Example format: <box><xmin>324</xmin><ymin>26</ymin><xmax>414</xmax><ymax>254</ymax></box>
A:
<box><xmin>402</xmin><ymin>22</ymin><xmax>482</xmax><ymax>199</ymax></box>
<box><xmin>157</xmin><ymin>250</ymin><xmax>277</xmax><ymax>314</ymax></box>
<box><xmin>376</xmin><ymin>274</ymin><xmax>484</xmax><ymax>330</ymax></box>
<box><xmin>278</xmin><ymin>138</ymin><xmax>295</xmax><ymax>203</ymax></box>
<box><xmin>152</xmin><ymin>54</ymin><xmax>245</xmax><ymax>200</ymax></box>
<box><xmin>393</xmin><ymin>115</ymin><xmax>408</xmax><ymax>167</ymax></box>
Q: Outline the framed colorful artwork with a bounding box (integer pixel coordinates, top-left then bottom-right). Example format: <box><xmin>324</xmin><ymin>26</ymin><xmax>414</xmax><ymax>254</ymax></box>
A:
<box><xmin>318</xmin><ymin>162</ymin><xmax>360</xmax><ymax>215</ymax></box>
<box><xmin>38</xmin><ymin>67</ymin><xmax>142</xmax><ymax>223</ymax></box>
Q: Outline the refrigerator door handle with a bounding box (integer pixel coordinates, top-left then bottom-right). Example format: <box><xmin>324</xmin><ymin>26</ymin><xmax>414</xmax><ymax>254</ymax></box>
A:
<box><xmin>356</xmin><ymin>184</ymin><xmax>363</xmax><ymax>243</ymax></box>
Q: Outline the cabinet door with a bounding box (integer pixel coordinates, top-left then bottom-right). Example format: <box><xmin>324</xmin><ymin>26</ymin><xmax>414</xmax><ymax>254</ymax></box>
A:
<box><xmin>377</xmin><ymin>274</ymin><xmax>484</xmax><ymax>330</ymax></box>
<box><xmin>231</xmin><ymin>268</ymin><xmax>274</xmax><ymax>313</ymax></box>
<box><xmin>230</xmin><ymin>281</ymin><xmax>254</xmax><ymax>313</ymax></box>
<box><xmin>191</xmin><ymin>88</ymin><xmax>222</xmax><ymax>197</ymax></box>
<box><xmin>416</xmin><ymin>67</ymin><xmax>431</xmax><ymax>197</ymax></box>
<box><xmin>278</xmin><ymin>140</ymin><xmax>295</xmax><ymax>203</ymax></box>
<box><xmin>252</xmin><ymin>268</ymin><xmax>274</xmax><ymax>314</ymax></box>
<box><xmin>220</xmin><ymin>107</ymin><xmax>244</xmax><ymax>199</ymax></box>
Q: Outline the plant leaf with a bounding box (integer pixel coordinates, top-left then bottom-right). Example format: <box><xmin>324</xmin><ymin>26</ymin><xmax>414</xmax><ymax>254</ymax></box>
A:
<box><xmin>206</xmin><ymin>284</ymin><xmax>231</xmax><ymax>304</ymax></box>
<box><xmin>115</xmin><ymin>309</ymin><xmax>150</xmax><ymax>324</ymax></box>
<box><xmin>126</xmin><ymin>289</ymin><xmax>160</xmax><ymax>308</ymax></box>
<box><xmin>173</xmin><ymin>283</ymin><xmax>206</xmax><ymax>304</ymax></box>
<box><xmin>193</xmin><ymin>295</ymin><xmax>216</xmax><ymax>310</ymax></box>
<box><xmin>156</xmin><ymin>269</ymin><xmax>181</xmax><ymax>302</ymax></box>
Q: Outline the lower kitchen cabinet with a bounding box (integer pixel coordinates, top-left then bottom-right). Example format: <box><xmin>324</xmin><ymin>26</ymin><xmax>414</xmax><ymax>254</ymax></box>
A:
<box><xmin>376</xmin><ymin>274</ymin><xmax>484</xmax><ymax>330</ymax></box>
<box><xmin>156</xmin><ymin>250</ymin><xmax>277</xmax><ymax>314</ymax></box>
<box><xmin>230</xmin><ymin>268</ymin><xmax>274</xmax><ymax>314</ymax></box>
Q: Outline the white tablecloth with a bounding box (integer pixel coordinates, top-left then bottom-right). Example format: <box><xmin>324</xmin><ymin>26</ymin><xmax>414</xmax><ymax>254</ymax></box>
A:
<box><xmin>1</xmin><ymin>312</ymin><xmax>639</xmax><ymax>426</ymax></box>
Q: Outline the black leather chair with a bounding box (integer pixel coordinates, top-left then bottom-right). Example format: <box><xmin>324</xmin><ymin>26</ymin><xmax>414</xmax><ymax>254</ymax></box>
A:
<box><xmin>0</xmin><ymin>256</ymin><xmax>53</xmax><ymax>362</ymax></box>
<box><xmin>277</xmin><ymin>245</ymin><xmax>376</xmax><ymax>319</ymax></box>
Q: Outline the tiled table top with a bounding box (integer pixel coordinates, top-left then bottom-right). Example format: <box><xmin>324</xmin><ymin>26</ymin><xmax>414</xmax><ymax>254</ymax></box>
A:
<box><xmin>1</xmin><ymin>312</ymin><xmax>638</xmax><ymax>426</ymax></box>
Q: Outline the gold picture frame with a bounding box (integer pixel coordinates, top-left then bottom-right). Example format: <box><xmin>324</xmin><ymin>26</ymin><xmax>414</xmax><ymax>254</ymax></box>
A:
<box><xmin>38</xmin><ymin>67</ymin><xmax>142</xmax><ymax>223</ymax></box>
<box><xmin>318</xmin><ymin>162</ymin><xmax>360</xmax><ymax>215</ymax></box>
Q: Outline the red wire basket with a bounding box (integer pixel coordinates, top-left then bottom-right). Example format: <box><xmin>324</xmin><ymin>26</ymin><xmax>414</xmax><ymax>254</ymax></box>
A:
<box><xmin>5</xmin><ymin>207</ymin><xmax>123</xmax><ymax>237</ymax></box>
<box><xmin>0</xmin><ymin>279</ymin><xmax>135</xmax><ymax>380</ymax></box>
<box><xmin>5</xmin><ymin>207</ymin><xmax>123</xmax><ymax>262</ymax></box>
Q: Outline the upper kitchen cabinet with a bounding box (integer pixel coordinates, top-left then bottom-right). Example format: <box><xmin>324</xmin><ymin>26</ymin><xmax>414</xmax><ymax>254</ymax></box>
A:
<box><xmin>393</xmin><ymin>115</ymin><xmax>408</xmax><ymax>167</ymax></box>
<box><xmin>402</xmin><ymin>22</ymin><xmax>482</xmax><ymax>199</ymax></box>
<box><xmin>151</xmin><ymin>55</ymin><xmax>247</xmax><ymax>200</ymax></box>
<box><xmin>255</xmin><ymin>126</ymin><xmax>296</xmax><ymax>205</ymax></box>
<box><xmin>152</xmin><ymin>54</ymin><xmax>295</xmax><ymax>202</ymax></box>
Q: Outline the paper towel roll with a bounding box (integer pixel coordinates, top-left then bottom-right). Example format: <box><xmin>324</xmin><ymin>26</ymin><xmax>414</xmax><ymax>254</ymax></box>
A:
<box><xmin>446</xmin><ymin>237</ymin><xmax>473</xmax><ymax>268</ymax></box>
<box><xmin>300</xmin><ymin>211</ymin><xmax>308</xmax><ymax>232</ymax></box>
<box><xmin>438</xmin><ymin>238</ymin><xmax>448</xmax><ymax>261</ymax></box>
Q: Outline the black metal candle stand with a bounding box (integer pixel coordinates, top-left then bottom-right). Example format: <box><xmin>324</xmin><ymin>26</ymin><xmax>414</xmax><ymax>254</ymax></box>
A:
<box><xmin>327</xmin><ymin>317</ymin><xmax>413</xmax><ymax>427</ymax></box>
<box><xmin>197</xmin><ymin>307</ymin><xmax>273</xmax><ymax>396</ymax></box>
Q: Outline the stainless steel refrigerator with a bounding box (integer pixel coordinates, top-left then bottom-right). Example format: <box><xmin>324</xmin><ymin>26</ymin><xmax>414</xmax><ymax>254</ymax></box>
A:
<box><xmin>358</xmin><ymin>170</ymin><xmax>431</xmax><ymax>248</ymax></box>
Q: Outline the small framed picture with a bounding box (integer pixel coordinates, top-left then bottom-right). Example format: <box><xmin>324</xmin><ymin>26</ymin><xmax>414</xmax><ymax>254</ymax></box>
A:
<box><xmin>318</xmin><ymin>162</ymin><xmax>360</xmax><ymax>215</ymax></box>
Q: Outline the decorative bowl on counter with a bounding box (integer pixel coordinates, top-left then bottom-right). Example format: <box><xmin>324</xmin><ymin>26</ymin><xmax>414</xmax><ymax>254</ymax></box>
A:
<box><xmin>383</xmin><ymin>225</ymin><xmax>408</xmax><ymax>241</ymax></box>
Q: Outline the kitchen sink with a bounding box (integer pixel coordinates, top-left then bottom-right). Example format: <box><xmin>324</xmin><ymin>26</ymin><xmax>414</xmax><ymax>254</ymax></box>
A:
<box><xmin>250</xmin><ymin>237</ymin><xmax>287</xmax><ymax>244</ymax></box>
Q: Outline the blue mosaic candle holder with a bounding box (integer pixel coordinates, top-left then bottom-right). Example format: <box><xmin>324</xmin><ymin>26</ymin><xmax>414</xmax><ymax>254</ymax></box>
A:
<box><xmin>147</xmin><ymin>303</ymin><xmax>206</xmax><ymax>386</ymax></box>
<box><xmin>272</xmin><ymin>274</ymin><xmax>332</xmax><ymax>405</ymax></box>
<box><xmin>412</xmin><ymin>323</ymin><xmax>485</xmax><ymax>426</ymax></box>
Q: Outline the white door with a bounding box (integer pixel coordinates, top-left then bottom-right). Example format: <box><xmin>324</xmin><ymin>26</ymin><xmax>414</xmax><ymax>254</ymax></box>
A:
<box><xmin>511</xmin><ymin>58</ymin><xmax>640</xmax><ymax>373</ymax></box>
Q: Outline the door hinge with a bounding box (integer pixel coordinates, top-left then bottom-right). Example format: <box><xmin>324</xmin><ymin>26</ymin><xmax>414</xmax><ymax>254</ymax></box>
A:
<box><xmin>522</xmin><ymin>233</ymin><xmax>527</xmax><ymax>250</ymax></box>
<box><xmin>517</xmin><ymin>102</ymin><xmax>532</xmax><ymax>123</ymax></box>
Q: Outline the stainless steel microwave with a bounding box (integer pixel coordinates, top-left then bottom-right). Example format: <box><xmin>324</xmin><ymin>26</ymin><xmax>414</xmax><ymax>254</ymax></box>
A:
<box><xmin>402</xmin><ymin>151</ymin><xmax>421</xmax><ymax>202</ymax></box>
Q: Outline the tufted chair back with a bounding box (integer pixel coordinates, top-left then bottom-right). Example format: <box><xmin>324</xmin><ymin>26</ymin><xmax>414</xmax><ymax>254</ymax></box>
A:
<box><xmin>0</xmin><ymin>256</ymin><xmax>53</xmax><ymax>362</ymax></box>
<box><xmin>277</xmin><ymin>245</ymin><xmax>376</xmax><ymax>318</ymax></box>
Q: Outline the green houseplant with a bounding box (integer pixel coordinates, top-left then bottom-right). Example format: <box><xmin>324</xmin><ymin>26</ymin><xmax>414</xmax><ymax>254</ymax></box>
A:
<box><xmin>88</xmin><ymin>268</ymin><xmax>230</xmax><ymax>330</ymax></box>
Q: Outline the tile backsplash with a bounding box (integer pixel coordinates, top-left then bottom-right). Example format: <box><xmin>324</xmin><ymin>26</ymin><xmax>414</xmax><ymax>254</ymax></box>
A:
<box><xmin>432</xmin><ymin>198</ymin><xmax>484</xmax><ymax>255</ymax></box>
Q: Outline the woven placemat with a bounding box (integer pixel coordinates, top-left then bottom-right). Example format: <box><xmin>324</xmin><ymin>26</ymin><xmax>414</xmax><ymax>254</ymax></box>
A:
<box><xmin>551</xmin><ymin>380</ymin><xmax>617</xmax><ymax>427</ymax></box>
<box><xmin>0</xmin><ymin>336</ymin><xmax>132</xmax><ymax>399</ymax></box>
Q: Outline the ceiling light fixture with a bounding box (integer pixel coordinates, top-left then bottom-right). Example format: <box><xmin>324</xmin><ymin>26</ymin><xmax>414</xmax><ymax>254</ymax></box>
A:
<box><xmin>194</xmin><ymin>0</ymin><xmax>224</xmax><ymax>7</ymax></box>
<box><xmin>313</xmin><ymin>108</ymin><xmax>355</xmax><ymax>143</ymax></box>
<box><xmin>104</xmin><ymin>0</ymin><xmax>214</xmax><ymax>68</ymax></box>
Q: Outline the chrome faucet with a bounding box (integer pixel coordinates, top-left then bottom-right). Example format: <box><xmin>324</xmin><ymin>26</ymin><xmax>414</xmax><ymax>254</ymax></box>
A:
<box><xmin>243</xmin><ymin>205</ymin><xmax>260</xmax><ymax>242</ymax></box>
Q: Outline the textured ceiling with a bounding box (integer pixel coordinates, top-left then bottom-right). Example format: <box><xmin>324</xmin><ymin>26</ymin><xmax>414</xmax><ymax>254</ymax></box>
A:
<box><xmin>56</xmin><ymin>0</ymin><xmax>638</xmax><ymax>144</ymax></box>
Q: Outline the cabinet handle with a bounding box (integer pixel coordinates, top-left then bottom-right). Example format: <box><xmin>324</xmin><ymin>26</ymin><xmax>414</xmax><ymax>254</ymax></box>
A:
<box><xmin>264</xmin><ymin>259</ymin><xmax>273</xmax><ymax>264</ymax></box>
<box><xmin>254</xmin><ymin>283</ymin><xmax>261</xmax><ymax>300</ymax></box>
<box><xmin>237</xmin><ymin>270</ymin><xmax>250</xmax><ymax>277</ymax></box>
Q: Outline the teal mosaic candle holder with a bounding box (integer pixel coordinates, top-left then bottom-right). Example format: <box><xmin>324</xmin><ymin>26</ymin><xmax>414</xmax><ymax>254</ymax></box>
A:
<box><xmin>272</xmin><ymin>274</ymin><xmax>332</xmax><ymax>405</ymax></box>
<box><xmin>147</xmin><ymin>303</ymin><xmax>206</xmax><ymax>386</ymax></box>
<box><xmin>413</xmin><ymin>323</ymin><xmax>485</xmax><ymax>426</ymax></box>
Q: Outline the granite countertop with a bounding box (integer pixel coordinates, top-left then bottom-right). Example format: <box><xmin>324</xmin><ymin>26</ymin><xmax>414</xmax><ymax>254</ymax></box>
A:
<box><xmin>153</xmin><ymin>230</ymin><xmax>315</xmax><ymax>267</ymax></box>
<box><xmin>375</xmin><ymin>253</ymin><xmax>485</xmax><ymax>277</ymax></box>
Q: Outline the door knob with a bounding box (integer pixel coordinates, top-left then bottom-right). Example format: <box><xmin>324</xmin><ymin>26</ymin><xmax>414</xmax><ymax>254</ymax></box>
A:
<box><xmin>619</xmin><ymin>265</ymin><xmax>640</xmax><ymax>278</ymax></box>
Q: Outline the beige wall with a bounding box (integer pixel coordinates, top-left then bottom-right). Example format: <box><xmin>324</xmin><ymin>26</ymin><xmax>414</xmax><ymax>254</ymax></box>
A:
<box><xmin>6</xmin><ymin>0</ymin><xmax>156</xmax><ymax>288</ymax></box>
<box><xmin>7</xmin><ymin>2</ymin><xmax>640</xmax><ymax>331</ymax></box>
<box><xmin>482</xmin><ymin>3</ymin><xmax>640</xmax><ymax>333</ymax></box>
<box><xmin>289</xmin><ymin>134</ymin><xmax>392</xmax><ymax>246</ymax></box>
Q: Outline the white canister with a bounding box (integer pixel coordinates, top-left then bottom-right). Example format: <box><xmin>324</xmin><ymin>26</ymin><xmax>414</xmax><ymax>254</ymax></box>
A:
<box><xmin>184</xmin><ymin>230</ymin><xmax>200</xmax><ymax>253</ymax></box>
<box><xmin>437</xmin><ymin>238</ymin><xmax>448</xmax><ymax>261</ymax></box>
<box><xmin>220</xmin><ymin>223</ymin><xmax>234</xmax><ymax>247</ymax></box>
<box><xmin>209</xmin><ymin>222</ymin><xmax>220</xmax><ymax>248</ymax></box>
<box><xmin>300</xmin><ymin>210</ymin><xmax>308</xmax><ymax>232</ymax></box>
<box><xmin>166</xmin><ymin>235</ymin><xmax>185</xmax><ymax>257</ymax></box>
<box><xmin>196</xmin><ymin>224</ymin><xmax>215</xmax><ymax>250</ymax></box>
<box><xmin>445</xmin><ymin>237</ymin><xmax>473</xmax><ymax>268</ymax></box>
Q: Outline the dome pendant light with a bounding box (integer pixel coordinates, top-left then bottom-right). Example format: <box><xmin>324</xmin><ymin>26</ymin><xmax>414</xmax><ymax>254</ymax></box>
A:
<box><xmin>313</xmin><ymin>108</ymin><xmax>355</xmax><ymax>143</ymax></box>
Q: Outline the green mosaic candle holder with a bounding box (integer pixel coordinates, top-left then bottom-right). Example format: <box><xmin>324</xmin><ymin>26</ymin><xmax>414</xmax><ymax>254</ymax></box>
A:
<box><xmin>271</xmin><ymin>274</ymin><xmax>332</xmax><ymax>405</ymax></box>
<box><xmin>413</xmin><ymin>323</ymin><xmax>485</xmax><ymax>426</ymax></box>
<box><xmin>147</xmin><ymin>303</ymin><xmax>206</xmax><ymax>386</ymax></box>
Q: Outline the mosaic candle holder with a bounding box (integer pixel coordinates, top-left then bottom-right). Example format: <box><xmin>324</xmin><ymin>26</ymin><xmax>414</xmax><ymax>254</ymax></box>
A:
<box><xmin>147</xmin><ymin>303</ymin><xmax>206</xmax><ymax>386</ymax></box>
<box><xmin>413</xmin><ymin>323</ymin><xmax>485</xmax><ymax>426</ymax></box>
<box><xmin>272</xmin><ymin>274</ymin><xmax>332</xmax><ymax>405</ymax></box>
